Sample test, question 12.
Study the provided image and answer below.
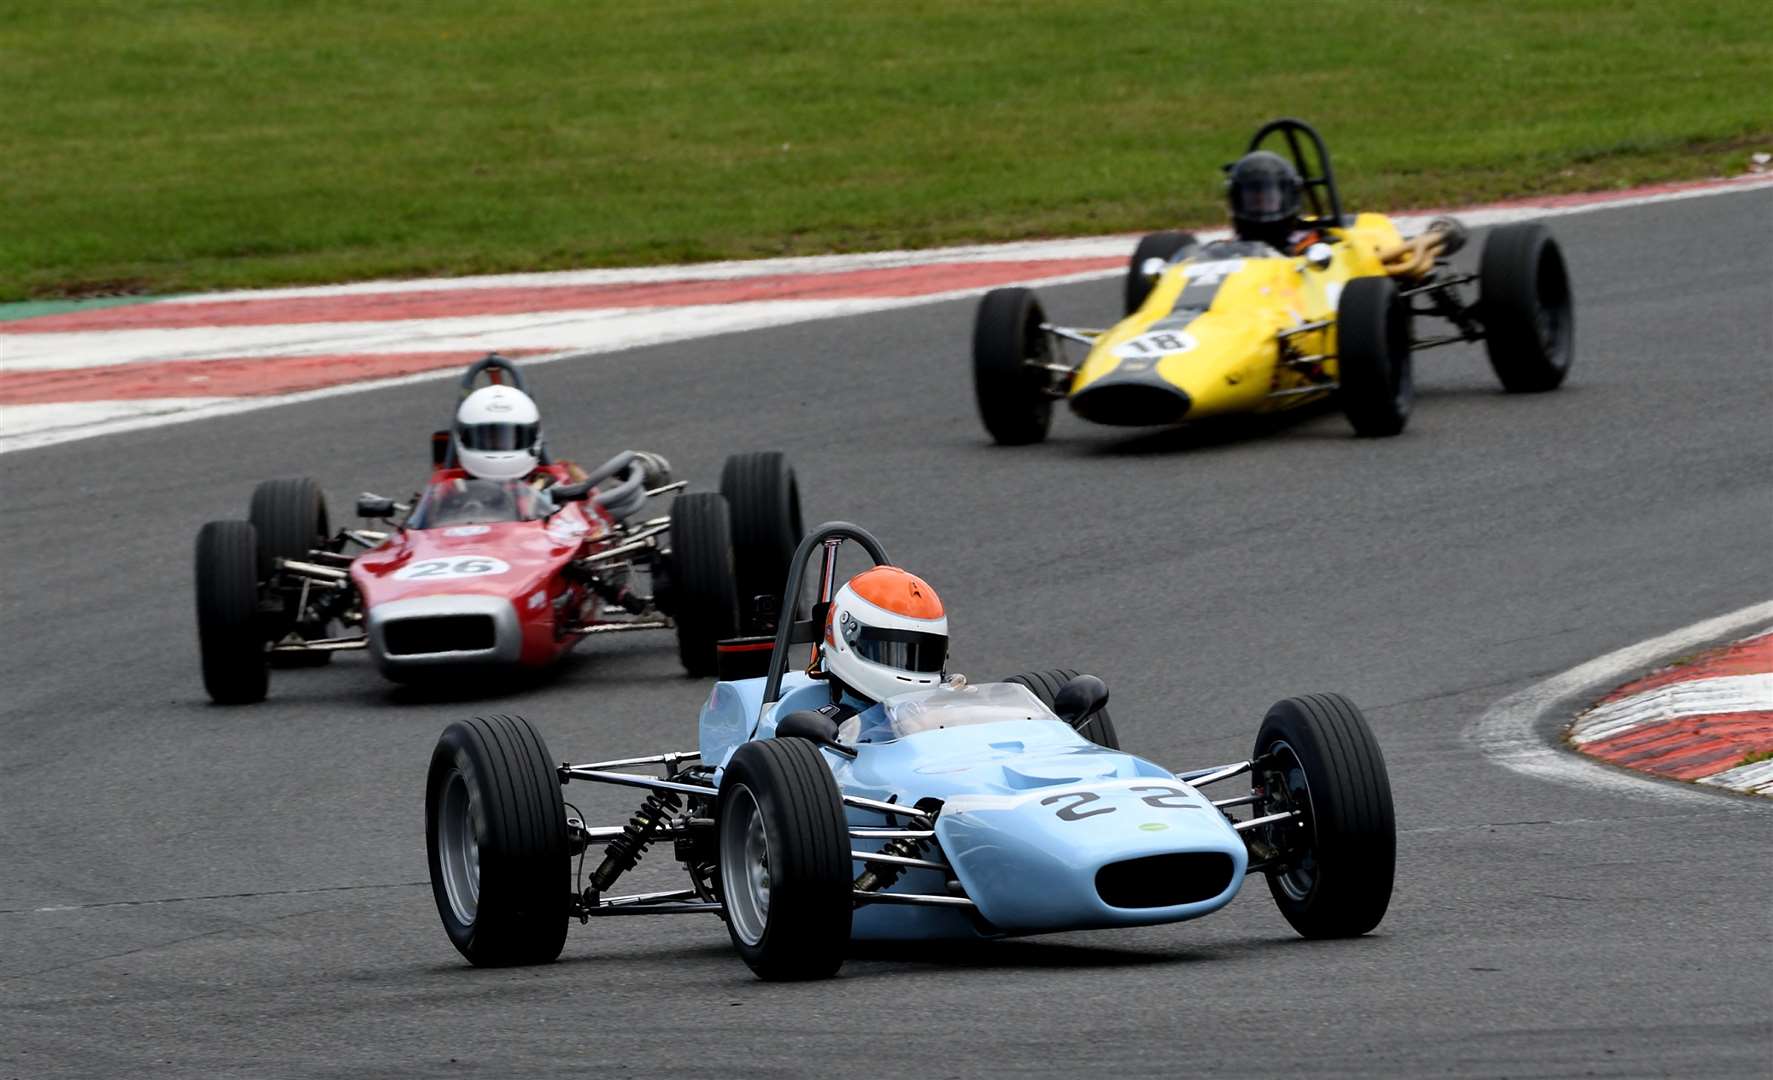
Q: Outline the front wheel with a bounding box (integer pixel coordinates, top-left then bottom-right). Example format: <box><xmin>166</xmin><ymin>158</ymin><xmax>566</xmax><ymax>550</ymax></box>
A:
<box><xmin>426</xmin><ymin>714</ymin><xmax>571</xmax><ymax>967</ymax></box>
<box><xmin>717</xmin><ymin>738</ymin><xmax>852</xmax><ymax>980</ymax></box>
<box><xmin>1336</xmin><ymin>276</ymin><xmax>1412</xmax><ymax>437</ymax></box>
<box><xmin>1480</xmin><ymin>222</ymin><xmax>1574</xmax><ymax>392</ymax></box>
<box><xmin>972</xmin><ymin>287</ymin><xmax>1056</xmax><ymax>446</ymax></box>
<box><xmin>718</xmin><ymin>451</ymin><xmax>804</xmax><ymax>633</ymax></box>
<box><xmin>195</xmin><ymin>520</ymin><xmax>269</xmax><ymax>704</ymax></box>
<box><xmin>1006</xmin><ymin>667</ymin><xmax>1120</xmax><ymax>749</ymax></box>
<box><xmin>249</xmin><ymin>477</ymin><xmax>336</xmax><ymax>666</ymax></box>
<box><xmin>1250</xmin><ymin>693</ymin><xmax>1395</xmax><ymax>939</ymax></box>
<box><xmin>665</xmin><ymin>492</ymin><xmax>740</xmax><ymax>676</ymax></box>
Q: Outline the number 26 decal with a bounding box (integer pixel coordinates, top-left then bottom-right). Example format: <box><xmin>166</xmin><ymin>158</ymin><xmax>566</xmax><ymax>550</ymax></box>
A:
<box><xmin>1041</xmin><ymin>785</ymin><xmax>1194</xmax><ymax>821</ymax></box>
<box><xmin>394</xmin><ymin>554</ymin><xmax>511</xmax><ymax>581</ymax></box>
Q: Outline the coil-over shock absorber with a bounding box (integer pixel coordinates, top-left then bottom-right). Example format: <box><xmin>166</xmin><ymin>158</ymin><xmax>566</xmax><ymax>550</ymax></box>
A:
<box><xmin>853</xmin><ymin>834</ymin><xmax>929</xmax><ymax>894</ymax></box>
<box><xmin>588</xmin><ymin>790</ymin><xmax>681</xmax><ymax>894</ymax></box>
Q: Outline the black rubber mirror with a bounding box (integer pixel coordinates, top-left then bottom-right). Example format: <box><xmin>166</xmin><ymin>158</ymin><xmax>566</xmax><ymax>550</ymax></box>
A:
<box><xmin>356</xmin><ymin>494</ymin><xmax>396</xmax><ymax>519</ymax></box>
<box><xmin>1053</xmin><ymin>674</ymin><xmax>1109</xmax><ymax>725</ymax></box>
<box><xmin>775</xmin><ymin>709</ymin><xmax>856</xmax><ymax>758</ymax></box>
<box><xmin>431</xmin><ymin>430</ymin><xmax>450</xmax><ymax>466</ymax></box>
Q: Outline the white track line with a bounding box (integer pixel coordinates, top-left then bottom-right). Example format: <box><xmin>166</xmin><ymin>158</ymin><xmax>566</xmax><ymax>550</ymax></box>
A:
<box><xmin>1468</xmin><ymin>600</ymin><xmax>1773</xmax><ymax>806</ymax></box>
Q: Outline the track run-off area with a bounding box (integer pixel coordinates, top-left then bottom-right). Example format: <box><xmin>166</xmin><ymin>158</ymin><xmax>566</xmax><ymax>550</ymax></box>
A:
<box><xmin>2</xmin><ymin>186</ymin><xmax>1770</xmax><ymax>1077</ymax></box>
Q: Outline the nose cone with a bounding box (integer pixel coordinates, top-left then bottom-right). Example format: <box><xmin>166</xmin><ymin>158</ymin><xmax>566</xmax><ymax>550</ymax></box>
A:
<box><xmin>1068</xmin><ymin>381</ymin><xmax>1193</xmax><ymax>426</ymax></box>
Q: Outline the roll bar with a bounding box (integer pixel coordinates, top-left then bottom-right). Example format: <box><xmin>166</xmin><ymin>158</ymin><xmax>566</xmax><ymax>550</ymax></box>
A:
<box><xmin>757</xmin><ymin>522</ymin><xmax>892</xmax><ymax>711</ymax></box>
<box><xmin>443</xmin><ymin>353</ymin><xmax>552</xmax><ymax>468</ymax></box>
<box><xmin>1247</xmin><ymin>118</ymin><xmax>1345</xmax><ymax>230</ymax></box>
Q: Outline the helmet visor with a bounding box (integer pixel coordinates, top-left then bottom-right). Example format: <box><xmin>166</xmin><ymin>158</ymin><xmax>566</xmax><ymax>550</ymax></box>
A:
<box><xmin>849</xmin><ymin>627</ymin><xmax>947</xmax><ymax>673</ymax></box>
<box><xmin>457</xmin><ymin>421</ymin><xmax>539</xmax><ymax>452</ymax></box>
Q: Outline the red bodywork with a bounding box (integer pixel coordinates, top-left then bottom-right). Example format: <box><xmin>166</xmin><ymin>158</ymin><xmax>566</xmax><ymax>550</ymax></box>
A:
<box><xmin>349</xmin><ymin>464</ymin><xmax>618</xmax><ymax>668</ymax></box>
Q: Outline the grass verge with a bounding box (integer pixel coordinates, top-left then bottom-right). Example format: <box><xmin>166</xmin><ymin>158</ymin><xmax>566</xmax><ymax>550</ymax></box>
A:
<box><xmin>4</xmin><ymin>1</ymin><xmax>1769</xmax><ymax>299</ymax></box>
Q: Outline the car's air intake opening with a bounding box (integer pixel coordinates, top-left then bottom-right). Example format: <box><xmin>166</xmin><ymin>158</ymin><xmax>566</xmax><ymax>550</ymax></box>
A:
<box><xmin>1096</xmin><ymin>852</ymin><xmax>1235</xmax><ymax>908</ymax></box>
<box><xmin>384</xmin><ymin>615</ymin><xmax>497</xmax><ymax>656</ymax></box>
<box><xmin>1068</xmin><ymin>383</ymin><xmax>1192</xmax><ymax>426</ymax></box>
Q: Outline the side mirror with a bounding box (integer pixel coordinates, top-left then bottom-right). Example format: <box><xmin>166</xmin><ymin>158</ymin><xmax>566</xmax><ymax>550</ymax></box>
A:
<box><xmin>431</xmin><ymin>430</ymin><xmax>450</xmax><ymax>466</ymax></box>
<box><xmin>775</xmin><ymin>709</ymin><xmax>856</xmax><ymax>758</ymax></box>
<box><xmin>1303</xmin><ymin>242</ymin><xmax>1334</xmax><ymax>271</ymax></box>
<box><xmin>1052</xmin><ymin>674</ymin><xmax>1109</xmax><ymax>725</ymax></box>
<box><xmin>356</xmin><ymin>494</ymin><xmax>396</xmax><ymax>519</ymax></box>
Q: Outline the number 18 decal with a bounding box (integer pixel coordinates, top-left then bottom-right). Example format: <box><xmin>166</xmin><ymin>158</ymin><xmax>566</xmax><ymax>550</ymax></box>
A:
<box><xmin>394</xmin><ymin>554</ymin><xmax>511</xmax><ymax>581</ymax></box>
<box><xmin>1113</xmin><ymin>330</ymin><xmax>1198</xmax><ymax>360</ymax></box>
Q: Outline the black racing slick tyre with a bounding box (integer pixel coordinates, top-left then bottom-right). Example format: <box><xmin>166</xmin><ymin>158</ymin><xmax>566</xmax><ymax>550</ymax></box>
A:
<box><xmin>249</xmin><ymin>477</ymin><xmax>335</xmax><ymax>667</ymax></box>
<box><xmin>972</xmin><ymin>287</ymin><xmax>1055</xmax><ymax>446</ymax></box>
<box><xmin>426</xmin><ymin>714</ymin><xmax>571</xmax><ymax>967</ymax></box>
<box><xmin>1007</xmin><ymin>667</ymin><xmax>1120</xmax><ymax>749</ymax></box>
<box><xmin>1251</xmin><ymin>694</ymin><xmax>1395</xmax><ymax>939</ymax></box>
<box><xmin>718</xmin><ymin>451</ymin><xmax>804</xmax><ymax>633</ymax></box>
<box><xmin>667</xmin><ymin>492</ymin><xmax>741</xmax><ymax>676</ymax></box>
<box><xmin>1479</xmin><ymin>222</ymin><xmax>1574</xmax><ymax>393</ymax></box>
<box><xmin>717</xmin><ymin>738</ymin><xmax>852</xmax><ymax>981</ymax></box>
<box><xmin>195</xmin><ymin>520</ymin><xmax>270</xmax><ymax>705</ymax></box>
<box><xmin>248</xmin><ymin>477</ymin><xmax>329</xmax><ymax>581</ymax></box>
<box><xmin>1335</xmin><ymin>276</ymin><xmax>1413</xmax><ymax>437</ymax></box>
<box><xmin>1125</xmin><ymin>230</ymin><xmax>1198</xmax><ymax>315</ymax></box>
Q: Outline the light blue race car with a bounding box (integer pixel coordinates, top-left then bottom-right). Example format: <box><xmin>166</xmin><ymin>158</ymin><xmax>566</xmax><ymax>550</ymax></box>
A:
<box><xmin>423</xmin><ymin>523</ymin><xmax>1396</xmax><ymax>980</ymax></box>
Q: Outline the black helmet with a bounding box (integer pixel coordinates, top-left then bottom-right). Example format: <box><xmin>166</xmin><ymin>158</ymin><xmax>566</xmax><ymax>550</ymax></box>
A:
<box><xmin>1227</xmin><ymin>151</ymin><xmax>1303</xmax><ymax>241</ymax></box>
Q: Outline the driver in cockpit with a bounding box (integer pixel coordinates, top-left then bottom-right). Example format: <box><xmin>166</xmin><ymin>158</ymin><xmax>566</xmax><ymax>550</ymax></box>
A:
<box><xmin>805</xmin><ymin>566</ymin><xmax>950</xmax><ymax>726</ymax></box>
<box><xmin>1225</xmin><ymin>150</ymin><xmax>1326</xmax><ymax>256</ymax></box>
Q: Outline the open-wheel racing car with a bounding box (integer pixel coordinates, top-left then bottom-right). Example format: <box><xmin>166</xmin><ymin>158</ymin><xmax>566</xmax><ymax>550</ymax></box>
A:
<box><xmin>193</xmin><ymin>354</ymin><xmax>804</xmax><ymax>704</ymax></box>
<box><xmin>972</xmin><ymin>118</ymin><xmax>1574</xmax><ymax>444</ymax></box>
<box><xmin>423</xmin><ymin>521</ymin><xmax>1396</xmax><ymax>980</ymax></box>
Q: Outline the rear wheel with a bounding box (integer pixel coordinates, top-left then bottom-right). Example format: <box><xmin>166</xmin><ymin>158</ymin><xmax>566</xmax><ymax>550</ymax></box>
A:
<box><xmin>249</xmin><ymin>477</ymin><xmax>334</xmax><ymax>666</ymax></box>
<box><xmin>194</xmin><ymin>520</ymin><xmax>270</xmax><ymax>704</ymax></box>
<box><xmin>1125</xmin><ymin>230</ymin><xmax>1198</xmax><ymax>315</ymax></box>
<box><xmin>1480</xmin><ymin>222</ymin><xmax>1574</xmax><ymax>392</ymax></box>
<box><xmin>666</xmin><ymin>492</ymin><xmax>740</xmax><ymax>676</ymax></box>
<box><xmin>1006</xmin><ymin>667</ymin><xmax>1120</xmax><ymax>749</ymax></box>
<box><xmin>1251</xmin><ymin>693</ymin><xmax>1395</xmax><ymax>938</ymax></box>
<box><xmin>972</xmin><ymin>287</ymin><xmax>1056</xmax><ymax>446</ymax></box>
<box><xmin>1336</xmin><ymin>276</ymin><xmax>1412</xmax><ymax>437</ymax></box>
<box><xmin>426</xmin><ymin>714</ymin><xmax>571</xmax><ymax>967</ymax></box>
<box><xmin>717</xmin><ymin>738</ymin><xmax>852</xmax><ymax>980</ymax></box>
<box><xmin>718</xmin><ymin>451</ymin><xmax>804</xmax><ymax>633</ymax></box>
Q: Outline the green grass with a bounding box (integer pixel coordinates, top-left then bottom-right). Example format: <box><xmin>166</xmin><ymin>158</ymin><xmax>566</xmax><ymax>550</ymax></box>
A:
<box><xmin>1738</xmin><ymin>749</ymin><xmax>1773</xmax><ymax>767</ymax></box>
<box><xmin>3</xmin><ymin>1</ymin><xmax>1768</xmax><ymax>299</ymax></box>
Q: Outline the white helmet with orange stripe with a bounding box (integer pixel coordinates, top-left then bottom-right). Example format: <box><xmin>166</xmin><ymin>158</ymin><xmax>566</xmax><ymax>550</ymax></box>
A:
<box><xmin>823</xmin><ymin>566</ymin><xmax>949</xmax><ymax>704</ymax></box>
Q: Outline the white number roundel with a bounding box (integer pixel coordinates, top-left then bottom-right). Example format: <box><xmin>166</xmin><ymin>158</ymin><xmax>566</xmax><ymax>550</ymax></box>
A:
<box><xmin>394</xmin><ymin>555</ymin><xmax>511</xmax><ymax>581</ymax></box>
<box><xmin>1113</xmin><ymin>330</ymin><xmax>1198</xmax><ymax>360</ymax></box>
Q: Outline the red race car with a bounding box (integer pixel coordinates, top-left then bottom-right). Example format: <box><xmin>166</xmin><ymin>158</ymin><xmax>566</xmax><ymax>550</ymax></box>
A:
<box><xmin>193</xmin><ymin>355</ymin><xmax>803</xmax><ymax>704</ymax></box>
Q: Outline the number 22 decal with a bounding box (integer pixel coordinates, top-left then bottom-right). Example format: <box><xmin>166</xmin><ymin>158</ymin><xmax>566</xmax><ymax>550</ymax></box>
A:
<box><xmin>394</xmin><ymin>554</ymin><xmax>511</xmax><ymax>581</ymax></box>
<box><xmin>1041</xmin><ymin>785</ymin><xmax>1193</xmax><ymax>821</ymax></box>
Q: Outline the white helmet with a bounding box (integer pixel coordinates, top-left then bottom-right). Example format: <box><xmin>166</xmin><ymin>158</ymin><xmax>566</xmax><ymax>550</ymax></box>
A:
<box><xmin>454</xmin><ymin>385</ymin><xmax>541</xmax><ymax>480</ymax></box>
<box><xmin>823</xmin><ymin>566</ymin><xmax>948</xmax><ymax>703</ymax></box>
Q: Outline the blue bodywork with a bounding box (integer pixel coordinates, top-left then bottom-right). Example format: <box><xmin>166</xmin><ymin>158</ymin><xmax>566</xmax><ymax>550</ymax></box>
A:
<box><xmin>699</xmin><ymin>672</ymin><xmax>1249</xmax><ymax>940</ymax></box>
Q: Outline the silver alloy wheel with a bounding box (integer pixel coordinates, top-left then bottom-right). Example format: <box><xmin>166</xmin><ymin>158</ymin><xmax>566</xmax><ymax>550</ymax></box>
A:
<box><xmin>719</xmin><ymin>783</ymin><xmax>770</xmax><ymax>946</ymax></box>
<box><xmin>437</xmin><ymin>770</ymin><xmax>481</xmax><ymax>926</ymax></box>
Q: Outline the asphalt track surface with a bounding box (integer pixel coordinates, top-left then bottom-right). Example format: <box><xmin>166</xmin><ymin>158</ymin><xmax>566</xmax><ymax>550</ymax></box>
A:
<box><xmin>4</xmin><ymin>190</ymin><xmax>1771</xmax><ymax>1079</ymax></box>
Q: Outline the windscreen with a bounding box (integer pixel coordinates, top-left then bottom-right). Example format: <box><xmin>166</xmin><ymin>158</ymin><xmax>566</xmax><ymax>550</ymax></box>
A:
<box><xmin>845</xmin><ymin>681</ymin><xmax>1064</xmax><ymax>745</ymax></box>
<box><xmin>409</xmin><ymin>477</ymin><xmax>554</xmax><ymax>528</ymax></box>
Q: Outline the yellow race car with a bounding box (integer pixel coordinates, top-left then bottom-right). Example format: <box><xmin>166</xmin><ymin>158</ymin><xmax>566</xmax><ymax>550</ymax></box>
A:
<box><xmin>971</xmin><ymin>119</ymin><xmax>1573</xmax><ymax>444</ymax></box>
